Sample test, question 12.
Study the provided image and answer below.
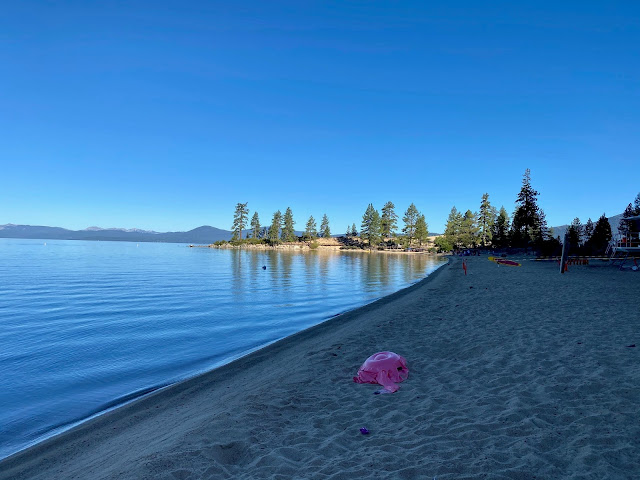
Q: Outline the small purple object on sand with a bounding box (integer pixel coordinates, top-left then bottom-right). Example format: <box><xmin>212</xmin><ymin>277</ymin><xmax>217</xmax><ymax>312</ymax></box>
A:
<box><xmin>360</xmin><ymin>427</ymin><xmax>370</xmax><ymax>435</ymax></box>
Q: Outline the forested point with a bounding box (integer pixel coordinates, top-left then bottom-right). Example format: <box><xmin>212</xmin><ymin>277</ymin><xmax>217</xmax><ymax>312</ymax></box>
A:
<box><xmin>219</xmin><ymin>169</ymin><xmax>639</xmax><ymax>256</ymax></box>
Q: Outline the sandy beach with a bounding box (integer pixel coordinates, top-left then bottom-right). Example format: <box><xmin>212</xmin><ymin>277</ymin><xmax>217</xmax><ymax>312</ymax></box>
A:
<box><xmin>2</xmin><ymin>256</ymin><xmax>638</xmax><ymax>479</ymax></box>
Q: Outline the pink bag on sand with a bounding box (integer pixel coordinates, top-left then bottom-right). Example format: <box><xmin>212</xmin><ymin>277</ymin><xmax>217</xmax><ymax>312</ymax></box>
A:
<box><xmin>353</xmin><ymin>351</ymin><xmax>409</xmax><ymax>394</ymax></box>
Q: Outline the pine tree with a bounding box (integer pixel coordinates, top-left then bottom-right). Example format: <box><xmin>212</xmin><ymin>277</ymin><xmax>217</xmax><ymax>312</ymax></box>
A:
<box><xmin>459</xmin><ymin>210</ymin><xmax>479</xmax><ymax>248</ymax></box>
<box><xmin>619</xmin><ymin>203</ymin><xmax>639</xmax><ymax>235</ymax></box>
<box><xmin>402</xmin><ymin>203</ymin><xmax>419</xmax><ymax>246</ymax></box>
<box><xmin>320</xmin><ymin>214</ymin><xmax>331</xmax><ymax>238</ymax></box>
<box><xmin>249</xmin><ymin>212</ymin><xmax>261</xmax><ymax>239</ymax></box>
<box><xmin>584</xmin><ymin>218</ymin><xmax>594</xmax><ymax>243</ymax></box>
<box><xmin>361</xmin><ymin>204</ymin><xmax>381</xmax><ymax>248</ymax></box>
<box><xmin>415</xmin><ymin>214</ymin><xmax>429</xmax><ymax>246</ymax></box>
<box><xmin>231</xmin><ymin>202</ymin><xmax>249</xmax><ymax>242</ymax></box>
<box><xmin>268</xmin><ymin>210</ymin><xmax>282</xmax><ymax>244</ymax></box>
<box><xmin>534</xmin><ymin>209</ymin><xmax>550</xmax><ymax>245</ymax></box>
<box><xmin>586</xmin><ymin>213</ymin><xmax>612</xmax><ymax>254</ymax></box>
<box><xmin>511</xmin><ymin>169</ymin><xmax>540</xmax><ymax>248</ymax></box>
<box><xmin>351</xmin><ymin>223</ymin><xmax>358</xmax><ymax>237</ymax></box>
<box><xmin>634</xmin><ymin>192</ymin><xmax>640</xmax><ymax>215</ymax></box>
<box><xmin>304</xmin><ymin>216</ymin><xmax>317</xmax><ymax>240</ymax></box>
<box><xmin>491</xmin><ymin>206</ymin><xmax>510</xmax><ymax>248</ymax></box>
<box><xmin>444</xmin><ymin>206</ymin><xmax>463</xmax><ymax>248</ymax></box>
<box><xmin>478</xmin><ymin>193</ymin><xmax>495</xmax><ymax>247</ymax></box>
<box><xmin>281</xmin><ymin>207</ymin><xmax>296</xmax><ymax>242</ymax></box>
<box><xmin>380</xmin><ymin>201</ymin><xmax>398</xmax><ymax>238</ymax></box>
<box><xmin>567</xmin><ymin>217</ymin><xmax>584</xmax><ymax>251</ymax></box>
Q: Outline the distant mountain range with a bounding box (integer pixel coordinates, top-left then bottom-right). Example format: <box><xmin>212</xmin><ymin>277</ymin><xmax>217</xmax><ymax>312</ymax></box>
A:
<box><xmin>0</xmin><ymin>224</ymin><xmax>235</xmax><ymax>244</ymax></box>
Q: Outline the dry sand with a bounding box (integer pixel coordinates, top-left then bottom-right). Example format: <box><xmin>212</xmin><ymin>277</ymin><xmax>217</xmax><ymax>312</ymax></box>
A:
<box><xmin>1</xmin><ymin>256</ymin><xmax>638</xmax><ymax>479</ymax></box>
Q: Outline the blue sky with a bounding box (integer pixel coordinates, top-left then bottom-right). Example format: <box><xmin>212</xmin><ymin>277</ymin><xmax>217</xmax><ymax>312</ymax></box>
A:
<box><xmin>2</xmin><ymin>1</ymin><xmax>639</xmax><ymax>233</ymax></box>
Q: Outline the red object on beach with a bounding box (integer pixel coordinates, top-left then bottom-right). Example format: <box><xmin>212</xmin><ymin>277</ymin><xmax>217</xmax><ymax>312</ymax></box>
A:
<box><xmin>353</xmin><ymin>351</ymin><xmax>409</xmax><ymax>393</ymax></box>
<box><xmin>496</xmin><ymin>259</ymin><xmax>521</xmax><ymax>267</ymax></box>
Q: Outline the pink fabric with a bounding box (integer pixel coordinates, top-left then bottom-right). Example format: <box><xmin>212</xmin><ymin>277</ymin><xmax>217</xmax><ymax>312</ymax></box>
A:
<box><xmin>353</xmin><ymin>351</ymin><xmax>409</xmax><ymax>393</ymax></box>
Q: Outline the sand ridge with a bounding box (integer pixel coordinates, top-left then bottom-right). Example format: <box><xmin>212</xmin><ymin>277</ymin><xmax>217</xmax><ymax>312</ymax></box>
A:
<box><xmin>1</xmin><ymin>257</ymin><xmax>638</xmax><ymax>479</ymax></box>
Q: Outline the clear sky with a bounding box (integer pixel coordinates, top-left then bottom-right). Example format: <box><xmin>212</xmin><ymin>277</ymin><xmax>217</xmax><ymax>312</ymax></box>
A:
<box><xmin>2</xmin><ymin>1</ymin><xmax>639</xmax><ymax>233</ymax></box>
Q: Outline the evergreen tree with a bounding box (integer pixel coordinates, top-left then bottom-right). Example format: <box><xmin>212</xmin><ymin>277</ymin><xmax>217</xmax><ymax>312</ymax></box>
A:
<box><xmin>459</xmin><ymin>210</ymin><xmax>479</xmax><ymax>248</ymax></box>
<box><xmin>533</xmin><ymin>209</ymin><xmax>550</xmax><ymax>245</ymax></box>
<box><xmin>304</xmin><ymin>215</ymin><xmax>317</xmax><ymax>240</ymax></box>
<box><xmin>361</xmin><ymin>204</ymin><xmax>381</xmax><ymax>248</ymax></box>
<box><xmin>491</xmin><ymin>206</ymin><xmax>510</xmax><ymax>248</ymax></box>
<box><xmin>402</xmin><ymin>203</ymin><xmax>419</xmax><ymax>246</ymax></box>
<box><xmin>320</xmin><ymin>214</ymin><xmax>331</xmax><ymax>238</ymax></box>
<box><xmin>478</xmin><ymin>193</ymin><xmax>495</xmax><ymax>247</ymax></box>
<box><xmin>351</xmin><ymin>223</ymin><xmax>358</xmax><ymax>237</ymax></box>
<box><xmin>281</xmin><ymin>207</ymin><xmax>296</xmax><ymax>242</ymax></box>
<box><xmin>511</xmin><ymin>169</ymin><xmax>540</xmax><ymax>248</ymax></box>
<box><xmin>268</xmin><ymin>210</ymin><xmax>282</xmax><ymax>244</ymax></box>
<box><xmin>415</xmin><ymin>214</ymin><xmax>429</xmax><ymax>246</ymax></box>
<box><xmin>345</xmin><ymin>225</ymin><xmax>352</xmax><ymax>237</ymax></box>
<box><xmin>634</xmin><ymin>192</ymin><xmax>640</xmax><ymax>214</ymax></box>
<box><xmin>619</xmin><ymin>202</ymin><xmax>639</xmax><ymax>235</ymax></box>
<box><xmin>380</xmin><ymin>201</ymin><xmax>398</xmax><ymax>238</ymax></box>
<box><xmin>585</xmin><ymin>213</ymin><xmax>612</xmax><ymax>254</ymax></box>
<box><xmin>231</xmin><ymin>202</ymin><xmax>249</xmax><ymax>242</ymax></box>
<box><xmin>567</xmin><ymin>217</ymin><xmax>584</xmax><ymax>251</ymax></box>
<box><xmin>250</xmin><ymin>212</ymin><xmax>261</xmax><ymax>239</ymax></box>
<box><xmin>444</xmin><ymin>206</ymin><xmax>463</xmax><ymax>248</ymax></box>
<box><xmin>584</xmin><ymin>218</ymin><xmax>594</xmax><ymax>243</ymax></box>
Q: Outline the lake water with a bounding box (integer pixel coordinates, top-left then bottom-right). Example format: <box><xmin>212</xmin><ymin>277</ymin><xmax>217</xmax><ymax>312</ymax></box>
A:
<box><xmin>0</xmin><ymin>239</ymin><xmax>445</xmax><ymax>459</ymax></box>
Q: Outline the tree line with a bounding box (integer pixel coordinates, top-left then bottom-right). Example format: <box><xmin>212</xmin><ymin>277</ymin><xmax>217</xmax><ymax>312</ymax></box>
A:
<box><xmin>566</xmin><ymin>192</ymin><xmax>640</xmax><ymax>255</ymax></box>
<box><xmin>227</xmin><ymin>201</ymin><xmax>431</xmax><ymax>249</ymax></box>
<box><xmin>230</xmin><ymin>205</ymin><xmax>331</xmax><ymax>244</ymax></box>
<box><xmin>353</xmin><ymin>202</ymin><xmax>429</xmax><ymax>249</ymax></box>
<box><xmin>434</xmin><ymin>169</ymin><xmax>558</xmax><ymax>253</ymax></box>
<box><xmin>227</xmin><ymin>171</ymin><xmax>638</xmax><ymax>255</ymax></box>
<box><xmin>435</xmin><ymin>169</ymin><xmax>637</xmax><ymax>256</ymax></box>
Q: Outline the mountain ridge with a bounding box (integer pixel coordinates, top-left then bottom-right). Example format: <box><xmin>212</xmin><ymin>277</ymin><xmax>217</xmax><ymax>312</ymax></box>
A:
<box><xmin>0</xmin><ymin>224</ymin><xmax>233</xmax><ymax>244</ymax></box>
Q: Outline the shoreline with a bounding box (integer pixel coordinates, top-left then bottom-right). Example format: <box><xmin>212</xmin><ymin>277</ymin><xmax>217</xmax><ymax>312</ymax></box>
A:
<box><xmin>0</xmin><ymin>258</ymin><xmax>450</xmax><ymax>469</ymax></box>
<box><xmin>2</xmin><ymin>257</ymin><xmax>638</xmax><ymax>479</ymax></box>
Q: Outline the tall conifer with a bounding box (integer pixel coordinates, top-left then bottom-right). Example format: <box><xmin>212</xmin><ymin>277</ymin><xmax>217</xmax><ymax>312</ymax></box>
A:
<box><xmin>268</xmin><ymin>210</ymin><xmax>282</xmax><ymax>244</ymax></box>
<box><xmin>444</xmin><ymin>206</ymin><xmax>463</xmax><ymax>248</ymax></box>
<box><xmin>584</xmin><ymin>218</ymin><xmax>594</xmax><ymax>243</ymax></box>
<box><xmin>304</xmin><ymin>216</ymin><xmax>317</xmax><ymax>240</ymax></box>
<box><xmin>320</xmin><ymin>214</ymin><xmax>331</xmax><ymax>238</ymax></box>
<box><xmin>459</xmin><ymin>210</ymin><xmax>479</xmax><ymax>248</ymax></box>
<box><xmin>586</xmin><ymin>213</ymin><xmax>612</xmax><ymax>254</ymax></box>
<box><xmin>619</xmin><ymin>202</ymin><xmax>639</xmax><ymax>235</ymax></box>
<box><xmin>415</xmin><ymin>214</ymin><xmax>429</xmax><ymax>246</ymax></box>
<box><xmin>491</xmin><ymin>206</ymin><xmax>510</xmax><ymax>248</ymax></box>
<box><xmin>361</xmin><ymin>204</ymin><xmax>381</xmax><ymax>248</ymax></box>
<box><xmin>250</xmin><ymin>212</ymin><xmax>261</xmax><ymax>239</ymax></box>
<box><xmin>478</xmin><ymin>193</ymin><xmax>495</xmax><ymax>247</ymax></box>
<box><xmin>511</xmin><ymin>169</ymin><xmax>540</xmax><ymax>248</ymax></box>
<box><xmin>402</xmin><ymin>203</ymin><xmax>419</xmax><ymax>246</ymax></box>
<box><xmin>381</xmin><ymin>201</ymin><xmax>398</xmax><ymax>238</ymax></box>
<box><xmin>281</xmin><ymin>207</ymin><xmax>296</xmax><ymax>242</ymax></box>
<box><xmin>231</xmin><ymin>202</ymin><xmax>249</xmax><ymax>242</ymax></box>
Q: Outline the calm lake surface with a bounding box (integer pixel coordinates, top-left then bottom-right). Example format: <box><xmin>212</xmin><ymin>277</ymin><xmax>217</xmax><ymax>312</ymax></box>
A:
<box><xmin>0</xmin><ymin>239</ymin><xmax>446</xmax><ymax>459</ymax></box>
